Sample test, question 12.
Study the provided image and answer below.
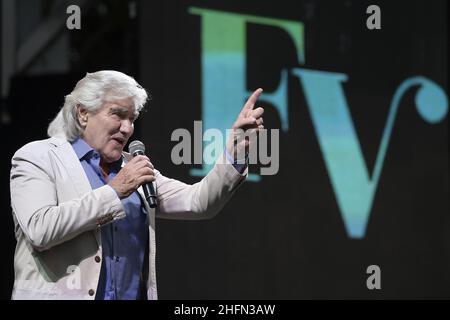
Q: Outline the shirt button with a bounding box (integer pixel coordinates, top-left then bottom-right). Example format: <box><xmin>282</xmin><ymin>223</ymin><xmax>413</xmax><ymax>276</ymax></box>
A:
<box><xmin>115</xmin><ymin>256</ymin><xmax>120</xmax><ymax>262</ymax></box>
<box><xmin>88</xmin><ymin>289</ymin><xmax>95</xmax><ymax>296</ymax></box>
<box><xmin>95</xmin><ymin>256</ymin><xmax>101</xmax><ymax>263</ymax></box>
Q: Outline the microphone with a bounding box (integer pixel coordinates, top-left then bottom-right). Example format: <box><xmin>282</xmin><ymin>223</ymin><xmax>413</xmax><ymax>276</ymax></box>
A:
<box><xmin>128</xmin><ymin>140</ymin><xmax>157</xmax><ymax>208</ymax></box>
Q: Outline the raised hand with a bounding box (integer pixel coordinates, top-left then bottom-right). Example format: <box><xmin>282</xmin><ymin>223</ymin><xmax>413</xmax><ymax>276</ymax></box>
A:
<box><xmin>226</xmin><ymin>88</ymin><xmax>265</xmax><ymax>160</ymax></box>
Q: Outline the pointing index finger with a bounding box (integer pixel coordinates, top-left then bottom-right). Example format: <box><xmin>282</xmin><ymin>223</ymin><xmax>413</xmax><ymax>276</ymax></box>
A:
<box><xmin>241</xmin><ymin>88</ymin><xmax>263</xmax><ymax>115</ymax></box>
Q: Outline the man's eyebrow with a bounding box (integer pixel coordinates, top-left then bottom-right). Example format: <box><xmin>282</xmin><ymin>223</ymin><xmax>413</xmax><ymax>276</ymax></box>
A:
<box><xmin>109</xmin><ymin>106</ymin><xmax>130</xmax><ymax>113</ymax></box>
<box><xmin>109</xmin><ymin>106</ymin><xmax>137</xmax><ymax>120</ymax></box>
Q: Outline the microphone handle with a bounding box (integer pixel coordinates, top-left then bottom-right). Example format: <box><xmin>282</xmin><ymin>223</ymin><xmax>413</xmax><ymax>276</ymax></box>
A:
<box><xmin>134</xmin><ymin>151</ymin><xmax>158</xmax><ymax>208</ymax></box>
<box><xmin>143</xmin><ymin>183</ymin><xmax>158</xmax><ymax>208</ymax></box>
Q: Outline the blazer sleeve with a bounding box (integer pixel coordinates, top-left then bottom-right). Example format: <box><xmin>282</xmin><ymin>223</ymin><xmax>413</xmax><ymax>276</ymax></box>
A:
<box><xmin>10</xmin><ymin>143</ymin><xmax>126</xmax><ymax>252</ymax></box>
<box><xmin>155</xmin><ymin>152</ymin><xmax>247</xmax><ymax>220</ymax></box>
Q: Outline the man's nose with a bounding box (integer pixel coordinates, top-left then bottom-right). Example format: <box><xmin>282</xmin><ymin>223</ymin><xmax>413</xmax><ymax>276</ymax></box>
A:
<box><xmin>120</xmin><ymin>119</ymin><xmax>134</xmax><ymax>135</ymax></box>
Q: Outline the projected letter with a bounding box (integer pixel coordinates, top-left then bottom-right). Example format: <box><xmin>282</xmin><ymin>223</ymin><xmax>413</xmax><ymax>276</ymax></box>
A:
<box><xmin>292</xmin><ymin>69</ymin><xmax>448</xmax><ymax>238</ymax></box>
<box><xmin>188</xmin><ymin>7</ymin><xmax>304</xmax><ymax>181</ymax></box>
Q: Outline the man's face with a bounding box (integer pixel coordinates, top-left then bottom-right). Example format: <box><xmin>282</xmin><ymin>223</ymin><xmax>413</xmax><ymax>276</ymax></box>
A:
<box><xmin>80</xmin><ymin>97</ymin><xmax>136</xmax><ymax>163</ymax></box>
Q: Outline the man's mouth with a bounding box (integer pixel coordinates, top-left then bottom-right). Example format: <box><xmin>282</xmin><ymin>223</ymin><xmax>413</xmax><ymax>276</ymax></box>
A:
<box><xmin>112</xmin><ymin>137</ymin><xmax>126</xmax><ymax>145</ymax></box>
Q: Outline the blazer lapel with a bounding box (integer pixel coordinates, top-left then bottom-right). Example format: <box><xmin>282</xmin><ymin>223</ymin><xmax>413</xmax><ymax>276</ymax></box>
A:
<box><xmin>51</xmin><ymin>140</ymin><xmax>102</xmax><ymax>246</ymax></box>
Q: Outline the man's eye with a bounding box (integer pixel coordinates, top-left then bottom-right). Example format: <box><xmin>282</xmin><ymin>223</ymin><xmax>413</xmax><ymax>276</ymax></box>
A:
<box><xmin>111</xmin><ymin>111</ymin><xmax>124</xmax><ymax>118</ymax></box>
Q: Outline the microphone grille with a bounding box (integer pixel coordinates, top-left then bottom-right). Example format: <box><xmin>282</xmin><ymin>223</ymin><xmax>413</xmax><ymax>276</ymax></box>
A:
<box><xmin>128</xmin><ymin>140</ymin><xmax>145</xmax><ymax>155</ymax></box>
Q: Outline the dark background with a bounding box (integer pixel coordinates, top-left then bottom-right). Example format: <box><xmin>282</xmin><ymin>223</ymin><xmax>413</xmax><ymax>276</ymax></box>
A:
<box><xmin>0</xmin><ymin>0</ymin><xmax>448</xmax><ymax>299</ymax></box>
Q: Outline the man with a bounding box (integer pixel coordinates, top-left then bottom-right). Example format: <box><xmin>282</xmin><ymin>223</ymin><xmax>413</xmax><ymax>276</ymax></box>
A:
<box><xmin>9</xmin><ymin>70</ymin><xmax>264</xmax><ymax>300</ymax></box>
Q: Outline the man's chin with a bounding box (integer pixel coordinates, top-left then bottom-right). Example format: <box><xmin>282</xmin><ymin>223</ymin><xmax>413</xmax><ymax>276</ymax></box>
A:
<box><xmin>103</xmin><ymin>150</ymin><xmax>123</xmax><ymax>163</ymax></box>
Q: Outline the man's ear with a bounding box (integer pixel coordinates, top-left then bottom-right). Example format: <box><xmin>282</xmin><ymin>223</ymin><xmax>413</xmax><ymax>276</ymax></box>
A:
<box><xmin>76</xmin><ymin>105</ymin><xmax>89</xmax><ymax>128</ymax></box>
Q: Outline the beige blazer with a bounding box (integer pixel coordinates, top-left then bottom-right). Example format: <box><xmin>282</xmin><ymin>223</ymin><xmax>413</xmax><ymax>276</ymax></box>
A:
<box><xmin>10</xmin><ymin>137</ymin><xmax>247</xmax><ymax>300</ymax></box>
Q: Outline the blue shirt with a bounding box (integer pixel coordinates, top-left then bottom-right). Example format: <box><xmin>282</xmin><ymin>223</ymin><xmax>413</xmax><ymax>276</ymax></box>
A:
<box><xmin>71</xmin><ymin>138</ymin><xmax>148</xmax><ymax>300</ymax></box>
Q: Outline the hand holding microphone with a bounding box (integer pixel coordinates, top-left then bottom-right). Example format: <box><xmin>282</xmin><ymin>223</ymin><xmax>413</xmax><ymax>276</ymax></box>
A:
<box><xmin>108</xmin><ymin>140</ymin><xmax>158</xmax><ymax>208</ymax></box>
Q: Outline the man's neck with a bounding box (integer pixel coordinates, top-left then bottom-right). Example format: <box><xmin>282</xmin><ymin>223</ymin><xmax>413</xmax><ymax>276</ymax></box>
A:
<box><xmin>99</xmin><ymin>158</ymin><xmax>110</xmax><ymax>181</ymax></box>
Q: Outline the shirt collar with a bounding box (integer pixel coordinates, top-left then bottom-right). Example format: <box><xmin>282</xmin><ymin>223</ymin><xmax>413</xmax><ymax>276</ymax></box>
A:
<box><xmin>71</xmin><ymin>137</ymin><xmax>95</xmax><ymax>160</ymax></box>
<box><xmin>71</xmin><ymin>137</ymin><xmax>124</xmax><ymax>171</ymax></box>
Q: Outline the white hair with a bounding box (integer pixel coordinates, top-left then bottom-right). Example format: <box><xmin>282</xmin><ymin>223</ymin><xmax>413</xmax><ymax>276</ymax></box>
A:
<box><xmin>47</xmin><ymin>70</ymin><xmax>148</xmax><ymax>141</ymax></box>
